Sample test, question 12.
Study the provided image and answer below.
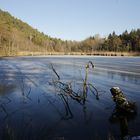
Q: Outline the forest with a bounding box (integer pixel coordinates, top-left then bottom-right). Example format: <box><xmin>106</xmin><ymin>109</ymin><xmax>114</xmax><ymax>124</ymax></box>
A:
<box><xmin>0</xmin><ymin>9</ymin><xmax>140</xmax><ymax>56</ymax></box>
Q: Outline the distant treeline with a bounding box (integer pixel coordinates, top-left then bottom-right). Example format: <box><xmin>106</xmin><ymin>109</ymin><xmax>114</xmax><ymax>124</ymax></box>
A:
<box><xmin>0</xmin><ymin>9</ymin><xmax>140</xmax><ymax>56</ymax></box>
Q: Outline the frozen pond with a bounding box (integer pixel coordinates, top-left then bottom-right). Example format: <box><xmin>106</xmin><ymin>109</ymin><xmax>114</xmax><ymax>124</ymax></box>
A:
<box><xmin>0</xmin><ymin>56</ymin><xmax>140</xmax><ymax>140</ymax></box>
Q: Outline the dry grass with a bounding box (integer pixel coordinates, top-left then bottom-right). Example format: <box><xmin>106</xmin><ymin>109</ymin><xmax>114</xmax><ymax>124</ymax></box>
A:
<box><xmin>0</xmin><ymin>51</ymin><xmax>140</xmax><ymax>57</ymax></box>
<box><xmin>17</xmin><ymin>51</ymin><xmax>140</xmax><ymax>56</ymax></box>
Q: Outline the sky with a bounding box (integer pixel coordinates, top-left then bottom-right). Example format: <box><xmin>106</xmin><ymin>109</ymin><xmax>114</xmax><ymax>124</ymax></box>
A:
<box><xmin>0</xmin><ymin>0</ymin><xmax>140</xmax><ymax>41</ymax></box>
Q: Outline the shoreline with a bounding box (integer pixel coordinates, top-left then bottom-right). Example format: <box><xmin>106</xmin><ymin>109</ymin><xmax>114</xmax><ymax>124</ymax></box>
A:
<box><xmin>0</xmin><ymin>51</ymin><xmax>140</xmax><ymax>57</ymax></box>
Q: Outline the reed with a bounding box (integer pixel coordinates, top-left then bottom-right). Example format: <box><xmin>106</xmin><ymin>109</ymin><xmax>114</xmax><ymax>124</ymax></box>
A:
<box><xmin>1</xmin><ymin>51</ymin><xmax>140</xmax><ymax>57</ymax></box>
<box><xmin>50</xmin><ymin>61</ymin><xmax>99</xmax><ymax>105</ymax></box>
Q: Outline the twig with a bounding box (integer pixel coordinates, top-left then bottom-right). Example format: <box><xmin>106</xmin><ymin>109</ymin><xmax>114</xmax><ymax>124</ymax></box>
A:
<box><xmin>59</xmin><ymin>94</ymin><xmax>73</xmax><ymax>120</ymax></box>
<box><xmin>88</xmin><ymin>83</ymin><xmax>99</xmax><ymax>100</ymax></box>
<box><xmin>51</xmin><ymin>63</ymin><xmax>60</xmax><ymax>80</ymax></box>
